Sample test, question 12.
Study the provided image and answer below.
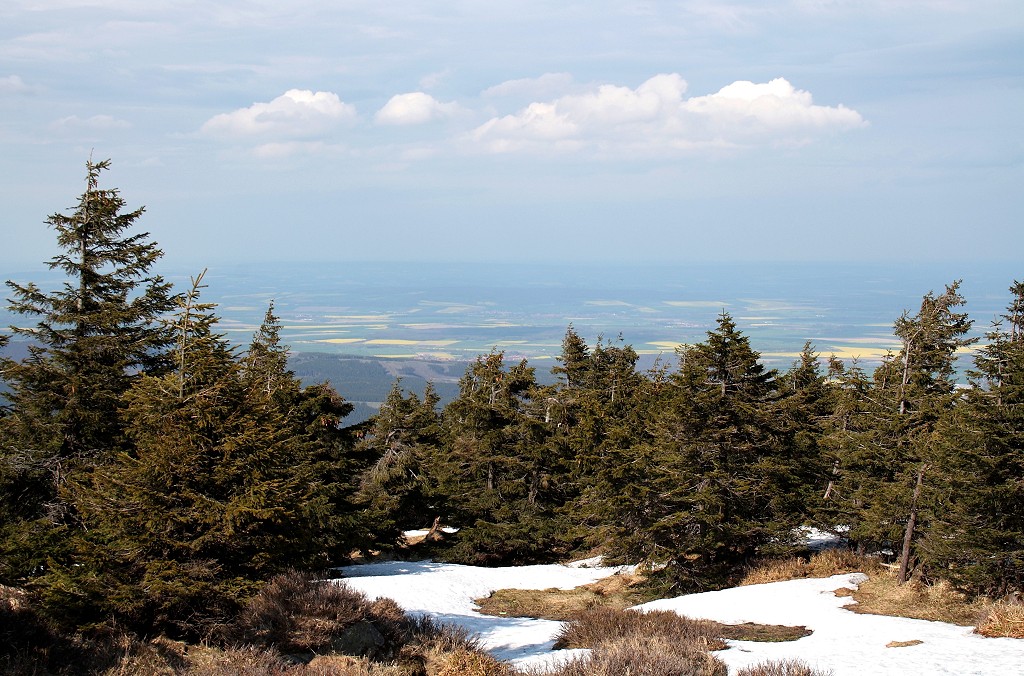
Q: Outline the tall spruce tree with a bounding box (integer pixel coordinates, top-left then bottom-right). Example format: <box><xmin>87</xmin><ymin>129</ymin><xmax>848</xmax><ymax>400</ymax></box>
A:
<box><xmin>551</xmin><ymin>329</ymin><xmax>650</xmax><ymax>552</ymax></box>
<box><xmin>829</xmin><ymin>283</ymin><xmax>974</xmax><ymax>580</ymax></box>
<box><xmin>770</xmin><ymin>342</ymin><xmax>834</xmax><ymax>532</ymax></box>
<box><xmin>919</xmin><ymin>281</ymin><xmax>1024</xmax><ymax>594</ymax></box>
<box><xmin>2</xmin><ymin>159</ymin><xmax>176</xmax><ymax>464</ymax></box>
<box><xmin>434</xmin><ymin>351</ymin><xmax>563</xmax><ymax>564</ymax></box>
<box><xmin>0</xmin><ymin>159</ymin><xmax>176</xmax><ymax>584</ymax></box>
<box><xmin>604</xmin><ymin>313</ymin><xmax>791</xmax><ymax>591</ymax></box>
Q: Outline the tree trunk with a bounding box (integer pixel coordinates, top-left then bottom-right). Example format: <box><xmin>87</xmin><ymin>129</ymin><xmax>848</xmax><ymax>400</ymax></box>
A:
<box><xmin>898</xmin><ymin>464</ymin><xmax>926</xmax><ymax>584</ymax></box>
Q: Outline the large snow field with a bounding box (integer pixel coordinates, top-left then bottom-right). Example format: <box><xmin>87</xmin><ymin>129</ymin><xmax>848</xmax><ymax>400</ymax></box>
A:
<box><xmin>336</xmin><ymin>561</ymin><xmax>1024</xmax><ymax>675</ymax></box>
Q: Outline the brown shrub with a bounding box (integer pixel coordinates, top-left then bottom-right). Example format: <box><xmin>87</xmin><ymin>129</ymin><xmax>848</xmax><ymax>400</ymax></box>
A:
<box><xmin>184</xmin><ymin>645</ymin><xmax>380</xmax><ymax>675</ymax></box>
<box><xmin>554</xmin><ymin>605</ymin><xmax>725</xmax><ymax>651</ymax></box>
<box><xmin>235</xmin><ymin>571</ymin><xmax>373</xmax><ymax>653</ymax></box>
<box><xmin>975</xmin><ymin>600</ymin><xmax>1024</xmax><ymax>639</ymax></box>
<box><xmin>406</xmin><ymin>615</ymin><xmax>479</xmax><ymax>654</ymax></box>
<box><xmin>734</xmin><ymin>658</ymin><xmax>833</xmax><ymax>676</ymax></box>
<box><xmin>545</xmin><ymin>635</ymin><xmax>726</xmax><ymax>676</ymax></box>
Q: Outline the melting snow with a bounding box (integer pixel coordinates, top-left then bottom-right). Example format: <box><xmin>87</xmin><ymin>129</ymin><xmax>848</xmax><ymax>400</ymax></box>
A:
<box><xmin>336</xmin><ymin>562</ymin><xmax>1024</xmax><ymax>674</ymax></box>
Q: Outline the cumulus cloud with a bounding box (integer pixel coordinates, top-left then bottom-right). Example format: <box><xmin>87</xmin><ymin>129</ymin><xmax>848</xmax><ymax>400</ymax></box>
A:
<box><xmin>469</xmin><ymin>75</ymin><xmax>866</xmax><ymax>155</ymax></box>
<box><xmin>375</xmin><ymin>92</ymin><xmax>463</xmax><ymax>126</ymax></box>
<box><xmin>201</xmin><ymin>89</ymin><xmax>357</xmax><ymax>139</ymax></box>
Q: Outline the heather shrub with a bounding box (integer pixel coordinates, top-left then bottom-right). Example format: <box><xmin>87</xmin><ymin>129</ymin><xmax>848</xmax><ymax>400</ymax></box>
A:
<box><xmin>406</xmin><ymin>615</ymin><xmax>479</xmax><ymax>653</ymax></box>
<box><xmin>544</xmin><ymin>635</ymin><xmax>726</xmax><ymax>676</ymax></box>
<box><xmin>554</xmin><ymin>605</ymin><xmax>725</xmax><ymax>651</ymax></box>
<box><xmin>735</xmin><ymin>658</ymin><xmax>833</xmax><ymax>676</ymax></box>
<box><xmin>235</xmin><ymin>571</ymin><xmax>372</xmax><ymax>653</ymax></box>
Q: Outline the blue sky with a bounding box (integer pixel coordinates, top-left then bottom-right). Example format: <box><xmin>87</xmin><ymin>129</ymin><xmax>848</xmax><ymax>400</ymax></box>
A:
<box><xmin>1</xmin><ymin>1</ymin><xmax>1021</xmax><ymax>267</ymax></box>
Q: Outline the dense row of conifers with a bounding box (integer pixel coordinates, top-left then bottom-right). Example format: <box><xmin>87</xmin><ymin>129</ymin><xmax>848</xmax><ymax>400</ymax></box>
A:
<box><xmin>1</xmin><ymin>160</ymin><xmax>1021</xmax><ymax>639</ymax></box>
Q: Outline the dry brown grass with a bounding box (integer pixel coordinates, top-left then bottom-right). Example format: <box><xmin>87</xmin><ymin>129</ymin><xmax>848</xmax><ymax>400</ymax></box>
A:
<box><xmin>842</xmin><ymin>573</ymin><xmax>982</xmax><ymax>626</ymax></box>
<box><xmin>183</xmin><ymin>645</ymin><xmax>379</xmax><ymax>675</ymax></box>
<box><xmin>734</xmin><ymin>658</ymin><xmax>833</xmax><ymax>676</ymax></box>
<box><xmin>554</xmin><ymin>605</ymin><xmax>727</xmax><ymax>652</ymax></box>
<box><xmin>430</xmin><ymin>647</ymin><xmax>516</xmax><ymax>676</ymax></box>
<box><xmin>741</xmin><ymin>550</ymin><xmax>883</xmax><ymax>586</ymax></box>
<box><xmin>532</xmin><ymin>635</ymin><xmax>727</xmax><ymax>676</ymax></box>
<box><xmin>474</xmin><ymin>571</ymin><xmax>647</xmax><ymax>621</ymax></box>
<box><xmin>975</xmin><ymin>600</ymin><xmax>1024</xmax><ymax>639</ymax></box>
<box><xmin>480</xmin><ymin>575</ymin><xmax>811</xmax><ymax>648</ymax></box>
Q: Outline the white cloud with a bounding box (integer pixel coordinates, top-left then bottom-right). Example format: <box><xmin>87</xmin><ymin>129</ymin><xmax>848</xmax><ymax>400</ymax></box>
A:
<box><xmin>683</xmin><ymin>78</ymin><xmax>865</xmax><ymax>136</ymax></box>
<box><xmin>469</xmin><ymin>75</ymin><xmax>866</xmax><ymax>155</ymax></box>
<box><xmin>0</xmin><ymin>74</ymin><xmax>30</xmax><ymax>94</ymax></box>
<box><xmin>482</xmin><ymin>72</ymin><xmax>575</xmax><ymax>99</ymax></box>
<box><xmin>201</xmin><ymin>89</ymin><xmax>357</xmax><ymax>139</ymax></box>
<box><xmin>375</xmin><ymin>92</ymin><xmax>463</xmax><ymax>126</ymax></box>
<box><xmin>51</xmin><ymin>114</ymin><xmax>130</xmax><ymax>131</ymax></box>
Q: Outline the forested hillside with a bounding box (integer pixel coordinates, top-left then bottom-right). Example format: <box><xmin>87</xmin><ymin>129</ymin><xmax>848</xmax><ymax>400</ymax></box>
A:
<box><xmin>2</xmin><ymin>161</ymin><xmax>1022</xmax><ymax>666</ymax></box>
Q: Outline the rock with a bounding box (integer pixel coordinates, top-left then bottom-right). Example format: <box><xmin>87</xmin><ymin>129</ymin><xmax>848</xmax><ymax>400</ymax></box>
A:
<box><xmin>331</xmin><ymin>620</ymin><xmax>387</xmax><ymax>658</ymax></box>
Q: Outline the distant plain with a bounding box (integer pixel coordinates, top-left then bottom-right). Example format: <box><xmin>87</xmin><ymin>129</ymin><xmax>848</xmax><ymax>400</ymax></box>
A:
<box><xmin>174</xmin><ymin>260</ymin><xmax>1016</xmax><ymax>370</ymax></box>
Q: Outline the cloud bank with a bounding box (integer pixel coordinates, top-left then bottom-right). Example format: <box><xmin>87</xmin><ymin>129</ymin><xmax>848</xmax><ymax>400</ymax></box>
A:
<box><xmin>199</xmin><ymin>76</ymin><xmax>866</xmax><ymax>158</ymax></box>
<box><xmin>470</xmin><ymin>75</ymin><xmax>866</xmax><ymax>155</ymax></box>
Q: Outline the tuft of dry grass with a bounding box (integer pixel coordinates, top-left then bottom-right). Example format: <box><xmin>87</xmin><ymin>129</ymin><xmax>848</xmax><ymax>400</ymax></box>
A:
<box><xmin>431</xmin><ymin>647</ymin><xmax>516</xmax><ymax>676</ymax></box>
<box><xmin>975</xmin><ymin>600</ymin><xmax>1024</xmax><ymax>639</ymax></box>
<box><xmin>741</xmin><ymin>550</ymin><xmax>883</xmax><ymax>586</ymax></box>
<box><xmin>842</xmin><ymin>574</ymin><xmax>981</xmax><ymax>626</ymax></box>
<box><xmin>554</xmin><ymin>605</ymin><xmax>727</xmax><ymax>652</ymax></box>
<box><xmin>532</xmin><ymin>635</ymin><xmax>727</xmax><ymax>676</ymax></box>
<box><xmin>474</xmin><ymin>571</ymin><xmax>647</xmax><ymax>621</ymax></box>
<box><xmin>734</xmin><ymin>658</ymin><xmax>833</xmax><ymax>676</ymax></box>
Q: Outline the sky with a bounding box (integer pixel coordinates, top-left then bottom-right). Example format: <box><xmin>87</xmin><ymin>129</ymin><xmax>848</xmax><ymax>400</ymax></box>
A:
<box><xmin>1</xmin><ymin>1</ymin><xmax>1022</xmax><ymax>267</ymax></box>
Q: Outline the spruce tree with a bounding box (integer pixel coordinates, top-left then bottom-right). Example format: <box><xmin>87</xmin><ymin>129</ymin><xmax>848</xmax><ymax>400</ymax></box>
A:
<box><xmin>356</xmin><ymin>381</ymin><xmax>442</xmax><ymax>546</ymax></box>
<box><xmin>827</xmin><ymin>283</ymin><xmax>974</xmax><ymax>578</ymax></box>
<box><xmin>770</xmin><ymin>342</ymin><xmax>834</xmax><ymax>535</ymax></box>
<box><xmin>552</xmin><ymin>329</ymin><xmax>650</xmax><ymax>552</ymax></box>
<box><xmin>919</xmin><ymin>281</ymin><xmax>1024</xmax><ymax>594</ymax></box>
<box><xmin>36</xmin><ymin>279</ymin><xmax>359</xmax><ymax>635</ymax></box>
<box><xmin>2</xmin><ymin>159</ymin><xmax>176</xmax><ymax>464</ymax></box>
<box><xmin>0</xmin><ymin>159</ymin><xmax>176</xmax><ymax>584</ymax></box>
<box><xmin>434</xmin><ymin>351</ymin><xmax>562</xmax><ymax>564</ymax></box>
<box><xmin>608</xmin><ymin>313</ymin><xmax>788</xmax><ymax>590</ymax></box>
